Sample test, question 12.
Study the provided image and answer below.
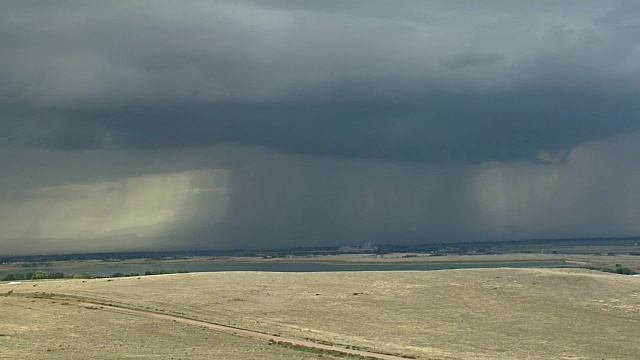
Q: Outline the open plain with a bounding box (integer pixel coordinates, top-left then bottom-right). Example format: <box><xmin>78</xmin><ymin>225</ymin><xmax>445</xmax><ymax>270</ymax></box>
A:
<box><xmin>3</xmin><ymin>251</ymin><xmax>640</xmax><ymax>278</ymax></box>
<box><xmin>2</xmin><ymin>268</ymin><xmax>639</xmax><ymax>359</ymax></box>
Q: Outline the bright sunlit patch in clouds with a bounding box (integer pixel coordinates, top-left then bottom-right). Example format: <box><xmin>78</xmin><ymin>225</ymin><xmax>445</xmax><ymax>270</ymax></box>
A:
<box><xmin>0</xmin><ymin>169</ymin><xmax>229</xmax><ymax>254</ymax></box>
<box><xmin>473</xmin><ymin>133</ymin><xmax>640</xmax><ymax>240</ymax></box>
<box><xmin>473</xmin><ymin>161</ymin><xmax>562</xmax><ymax>238</ymax></box>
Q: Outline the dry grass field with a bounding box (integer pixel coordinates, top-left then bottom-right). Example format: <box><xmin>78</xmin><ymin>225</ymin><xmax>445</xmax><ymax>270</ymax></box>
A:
<box><xmin>2</xmin><ymin>268</ymin><xmax>639</xmax><ymax>359</ymax></box>
<box><xmin>3</xmin><ymin>252</ymin><xmax>640</xmax><ymax>277</ymax></box>
<box><xmin>0</xmin><ymin>296</ymin><xmax>337</xmax><ymax>360</ymax></box>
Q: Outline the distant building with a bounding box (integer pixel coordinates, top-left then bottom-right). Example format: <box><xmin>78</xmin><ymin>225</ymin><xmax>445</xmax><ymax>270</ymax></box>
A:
<box><xmin>339</xmin><ymin>242</ymin><xmax>378</xmax><ymax>253</ymax></box>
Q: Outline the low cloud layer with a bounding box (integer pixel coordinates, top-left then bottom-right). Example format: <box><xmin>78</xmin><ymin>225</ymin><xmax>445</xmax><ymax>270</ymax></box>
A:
<box><xmin>2</xmin><ymin>134</ymin><xmax>640</xmax><ymax>255</ymax></box>
<box><xmin>1</xmin><ymin>1</ymin><xmax>640</xmax><ymax>254</ymax></box>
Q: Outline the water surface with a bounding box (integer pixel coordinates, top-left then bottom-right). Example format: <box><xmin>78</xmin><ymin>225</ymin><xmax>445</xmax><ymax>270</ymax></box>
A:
<box><xmin>1</xmin><ymin>260</ymin><xmax>567</xmax><ymax>278</ymax></box>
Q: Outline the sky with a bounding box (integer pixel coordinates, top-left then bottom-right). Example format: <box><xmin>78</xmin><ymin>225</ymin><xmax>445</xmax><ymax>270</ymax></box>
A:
<box><xmin>1</xmin><ymin>1</ymin><xmax>640</xmax><ymax>255</ymax></box>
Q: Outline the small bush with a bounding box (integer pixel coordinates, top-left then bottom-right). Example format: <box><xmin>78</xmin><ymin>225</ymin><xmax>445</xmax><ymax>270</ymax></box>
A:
<box><xmin>31</xmin><ymin>271</ymin><xmax>48</xmax><ymax>280</ymax></box>
<box><xmin>615</xmin><ymin>265</ymin><xmax>635</xmax><ymax>275</ymax></box>
<box><xmin>110</xmin><ymin>272</ymin><xmax>139</xmax><ymax>278</ymax></box>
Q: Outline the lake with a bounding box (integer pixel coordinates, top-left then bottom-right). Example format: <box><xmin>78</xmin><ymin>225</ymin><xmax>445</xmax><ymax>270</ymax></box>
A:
<box><xmin>0</xmin><ymin>260</ymin><xmax>567</xmax><ymax>278</ymax></box>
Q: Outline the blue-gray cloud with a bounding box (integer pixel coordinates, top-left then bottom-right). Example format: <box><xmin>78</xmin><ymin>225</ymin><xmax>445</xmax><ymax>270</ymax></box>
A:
<box><xmin>2</xmin><ymin>0</ymin><xmax>639</xmax><ymax>162</ymax></box>
<box><xmin>2</xmin><ymin>1</ymin><xmax>640</xmax><ymax>254</ymax></box>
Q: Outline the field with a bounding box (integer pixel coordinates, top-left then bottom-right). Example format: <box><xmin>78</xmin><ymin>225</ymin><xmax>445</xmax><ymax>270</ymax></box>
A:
<box><xmin>0</xmin><ymin>295</ymin><xmax>335</xmax><ymax>360</ymax></box>
<box><xmin>2</xmin><ymin>268</ymin><xmax>639</xmax><ymax>359</ymax></box>
<box><xmin>3</xmin><ymin>251</ymin><xmax>640</xmax><ymax>278</ymax></box>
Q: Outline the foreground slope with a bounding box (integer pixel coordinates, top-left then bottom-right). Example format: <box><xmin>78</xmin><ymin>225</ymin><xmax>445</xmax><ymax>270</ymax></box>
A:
<box><xmin>0</xmin><ymin>296</ymin><xmax>338</xmax><ymax>360</ymax></box>
<box><xmin>3</xmin><ymin>268</ymin><xmax>639</xmax><ymax>359</ymax></box>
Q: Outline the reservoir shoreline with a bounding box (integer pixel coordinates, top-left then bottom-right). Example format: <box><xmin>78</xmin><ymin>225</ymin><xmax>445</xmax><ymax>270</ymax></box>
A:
<box><xmin>1</xmin><ymin>256</ymin><xmax>567</xmax><ymax>277</ymax></box>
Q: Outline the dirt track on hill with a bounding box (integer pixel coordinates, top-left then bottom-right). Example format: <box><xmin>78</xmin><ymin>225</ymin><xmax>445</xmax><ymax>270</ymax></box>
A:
<box><xmin>25</xmin><ymin>293</ymin><xmax>409</xmax><ymax>360</ymax></box>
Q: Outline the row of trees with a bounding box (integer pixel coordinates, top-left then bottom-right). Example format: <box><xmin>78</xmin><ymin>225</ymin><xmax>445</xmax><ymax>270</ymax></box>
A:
<box><xmin>2</xmin><ymin>272</ymin><xmax>91</xmax><ymax>281</ymax></box>
<box><xmin>109</xmin><ymin>269</ymin><xmax>190</xmax><ymax>277</ymax></box>
<box><xmin>2</xmin><ymin>269</ymin><xmax>191</xmax><ymax>281</ymax></box>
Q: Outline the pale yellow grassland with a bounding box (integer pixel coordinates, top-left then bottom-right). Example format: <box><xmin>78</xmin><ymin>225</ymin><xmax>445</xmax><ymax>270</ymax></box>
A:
<box><xmin>0</xmin><ymin>296</ymin><xmax>338</xmax><ymax>360</ymax></box>
<box><xmin>3</xmin><ymin>268</ymin><xmax>640</xmax><ymax>359</ymax></box>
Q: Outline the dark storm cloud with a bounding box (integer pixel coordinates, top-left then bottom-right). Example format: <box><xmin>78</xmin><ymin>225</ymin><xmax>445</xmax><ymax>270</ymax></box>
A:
<box><xmin>17</xmin><ymin>89</ymin><xmax>638</xmax><ymax>163</ymax></box>
<box><xmin>2</xmin><ymin>0</ymin><xmax>639</xmax><ymax>162</ymax></box>
<box><xmin>3</xmin><ymin>1</ymin><xmax>640</xmax><ymax>254</ymax></box>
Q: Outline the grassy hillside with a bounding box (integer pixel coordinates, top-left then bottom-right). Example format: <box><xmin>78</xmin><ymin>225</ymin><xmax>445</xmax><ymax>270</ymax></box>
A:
<box><xmin>2</xmin><ymin>268</ymin><xmax>639</xmax><ymax>359</ymax></box>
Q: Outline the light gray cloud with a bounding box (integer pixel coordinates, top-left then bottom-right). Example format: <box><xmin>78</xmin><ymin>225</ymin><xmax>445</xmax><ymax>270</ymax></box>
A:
<box><xmin>442</xmin><ymin>52</ymin><xmax>502</xmax><ymax>69</ymax></box>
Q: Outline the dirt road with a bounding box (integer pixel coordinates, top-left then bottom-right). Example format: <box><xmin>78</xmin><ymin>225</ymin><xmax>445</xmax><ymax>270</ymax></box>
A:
<box><xmin>22</xmin><ymin>293</ymin><xmax>410</xmax><ymax>360</ymax></box>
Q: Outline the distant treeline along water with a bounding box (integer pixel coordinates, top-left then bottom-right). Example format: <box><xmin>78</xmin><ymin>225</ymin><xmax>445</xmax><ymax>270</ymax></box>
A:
<box><xmin>0</xmin><ymin>261</ymin><xmax>568</xmax><ymax>279</ymax></box>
